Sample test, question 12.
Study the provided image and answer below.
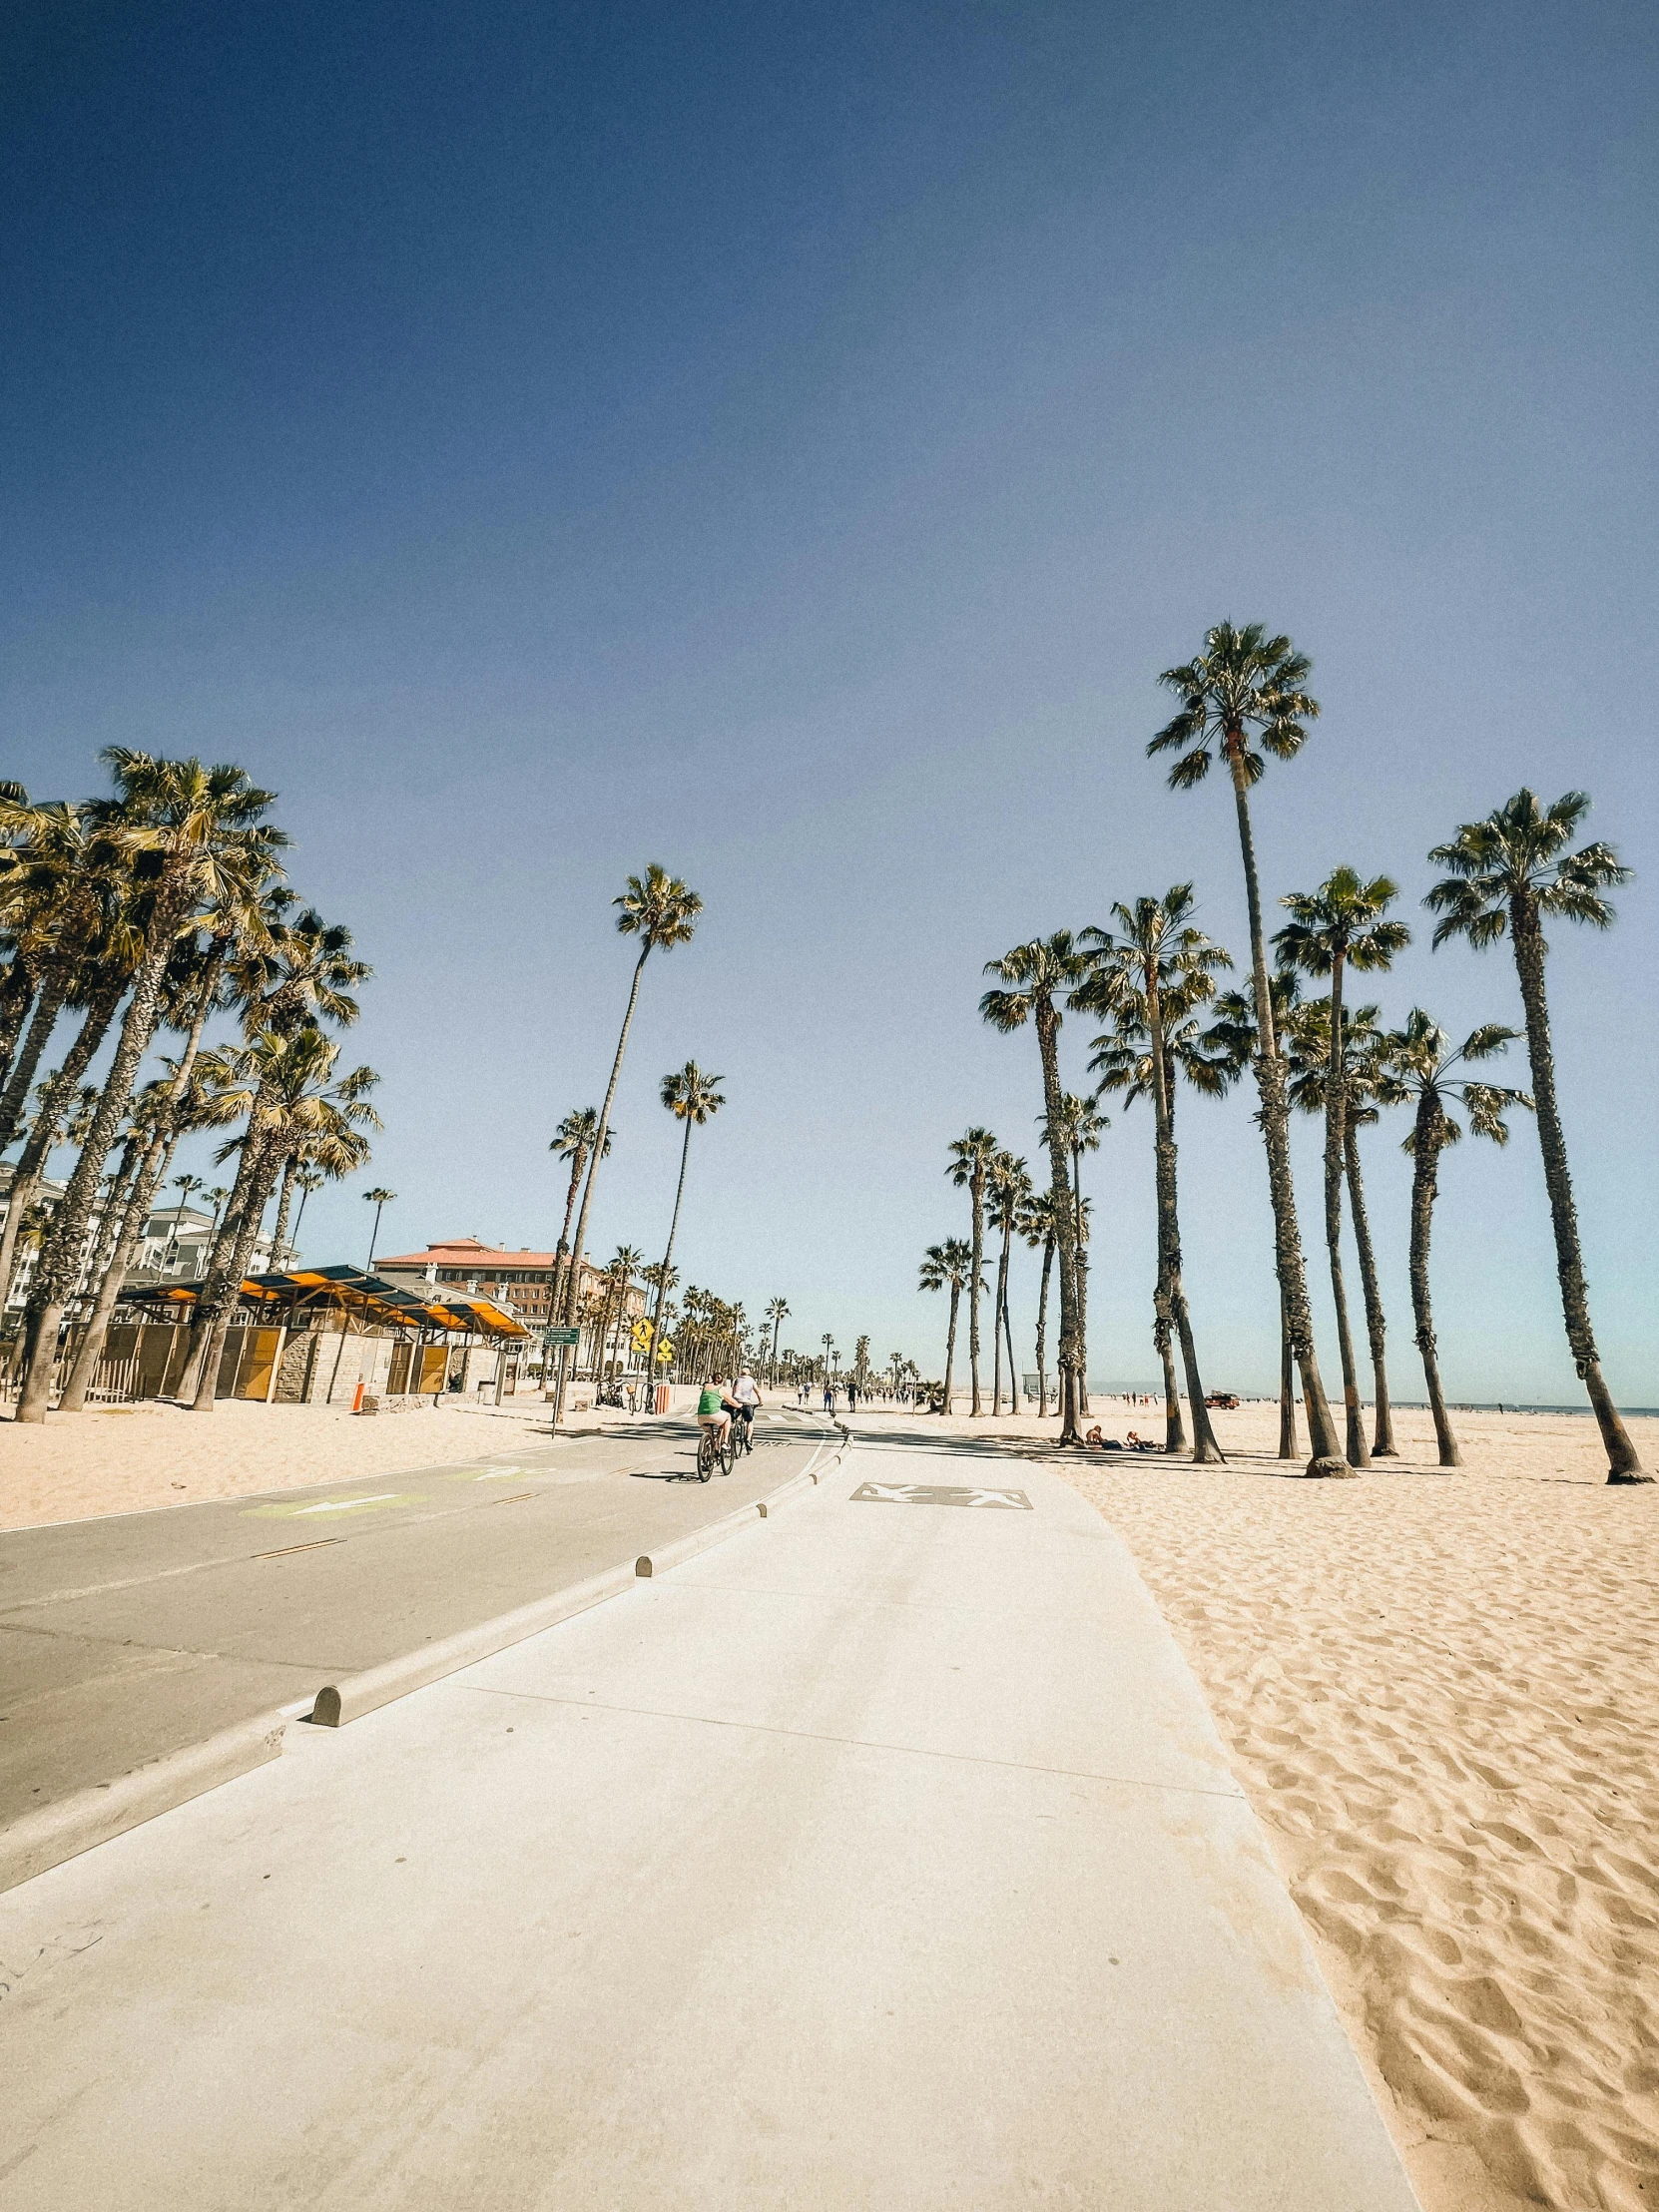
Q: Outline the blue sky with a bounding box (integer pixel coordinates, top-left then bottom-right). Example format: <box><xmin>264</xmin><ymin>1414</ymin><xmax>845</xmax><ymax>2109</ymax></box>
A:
<box><xmin>5</xmin><ymin>0</ymin><xmax>1656</xmax><ymax>1398</ymax></box>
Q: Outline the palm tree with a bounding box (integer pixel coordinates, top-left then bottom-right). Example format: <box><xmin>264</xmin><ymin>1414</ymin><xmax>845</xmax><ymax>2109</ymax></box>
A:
<box><xmin>1282</xmin><ymin>998</ymin><xmax>1404</xmax><ymax>1455</ymax></box>
<box><xmin>1382</xmin><ymin>1011</ymin><xmax>1531</xmax><ymax>1465</ymax></box>
<box><xmin>600</xmin><ymin>1244</ymin><xmax>645</xmax><ymax>1382</ymax></box>
<box><xmin>1273</xmin><ymin>866</ymin><xmax>1411</xmax><ymax>1467</ymax></box>
<box><xmin>980</xmin><ymin>932</ymin><xmax>1091</xmax><ymax>1444</ymax></box>
<box><xmin>548</xmin><ymin>1106</ymin><xmax>611</xmax><ymax>1338</ymax></box>
<box><xmin>1202</xmin><ymin>971</ymin><xmax>1306</xmax><ymax>1458</ymax></box>
<box><xmin>284</xmin><ymin>1166</ymin><xmax>324</xmax><ymax>1266</ymax></box>
<box><xmin>15</xmin><ymin>755</ymin><xmax>283</xmax><ymax>1422</ymax></box>
<box><xmin>766</xmin><ymin>1297</ymin><xmax>790</xmax><ymax>1382</ymax></box>
<box><xmin>985</xmin><ymin>1150</ymin><xmax>1031</xmax><ymax>1413</ymax></box>
<box><xmin>1148</xmin><ymin>626</ymin><xmax>1347</xmax><ymax>1475</ymax></box>
<box><xmin>553</xmin><ymin>865</ymin><xmax>702</xmax><ymax>1420</ymax></box>
<box><xmin>945</xmin><ymin>1126</ymin><xmax>998</xmax><ymax>1415</ymax></box>
<box><xmin>640</xmin><ymin>1060</ymin><xmax>725</xmax><ymax>1410</ymax></box>
<box><xmin>918</xmin><ymin>1238</ymin><xmax>976</xmax><ymax>1414</ymax></box>
<box><xmin>1425</xmin><ymin>790</ymin><xmax>1646</xmax><ymax>1482</ymax></box>
<box><xmin>163</xmin><ymin>1174</ymin><xmax>205</xmax><ymax>1271</ymax></box>
<box><xmin>363</xmin><ymin>1187</ymin><xmax>396</xmax><ymax>1267</ymax></box>
<box><xmin>1016</xmin><ymin>1186</ymin><xmax>1059</xmax><ymax>1415</ymax></box>
<box><xmin>1079</xmin><ymin>885</ymin><xmax>1230</xmax><ymax>1462</ymax></box>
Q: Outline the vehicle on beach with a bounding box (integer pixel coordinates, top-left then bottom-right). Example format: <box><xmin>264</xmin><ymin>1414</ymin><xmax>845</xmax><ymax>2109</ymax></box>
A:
<box><xmin>1204</xmin><ymin>1391</ymin><xmax>1241</xmax><ymax>1409</ymax></box>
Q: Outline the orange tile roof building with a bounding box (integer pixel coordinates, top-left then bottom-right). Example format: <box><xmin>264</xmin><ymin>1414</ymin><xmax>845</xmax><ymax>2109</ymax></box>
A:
<box><xmin>374</xmin><ymin>1237</ymin><xmax>646</xmax><ymax>1378</ymax></box>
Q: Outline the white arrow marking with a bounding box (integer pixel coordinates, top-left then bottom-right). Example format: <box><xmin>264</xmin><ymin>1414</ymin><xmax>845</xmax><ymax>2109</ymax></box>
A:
<box><xmin>968</xmin><ymin>1490</ymin><xmax>1022</xmax><ymax>1507</ymax></box>
<box><xmin>293</xmin><ymin>1494</ymin><xmax>400</xmax><ymax>1514</ymax></box>
<box><xmin>865</xmin><ymin>1483</ymin><xmax>918</xmax><ymax>1502</ymax></box>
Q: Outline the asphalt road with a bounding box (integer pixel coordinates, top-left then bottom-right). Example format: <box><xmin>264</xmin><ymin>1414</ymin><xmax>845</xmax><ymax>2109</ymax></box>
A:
<box><xmin>0</xmin><ymin>1408</ymin><xmax>832</xmax><ymax>1827</ymax></box>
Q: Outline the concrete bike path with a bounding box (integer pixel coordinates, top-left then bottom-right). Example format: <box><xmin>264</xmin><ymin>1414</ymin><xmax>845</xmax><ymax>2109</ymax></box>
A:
<box><xmin>0</xmin><ymin>1431</ymin><xmax>1419</xmax><ymax>2210</ymax></box>
<box><xmin>0</xmin><ymin>1409</ymin><xmax>830</xmax><ymax>1831</ymax></box>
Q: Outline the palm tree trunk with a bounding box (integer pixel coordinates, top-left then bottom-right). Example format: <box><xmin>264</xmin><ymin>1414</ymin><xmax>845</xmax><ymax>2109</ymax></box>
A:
<box><xmin>1074</xmin><ymin>1156</ymin><xmax>1093</xmax><ymax>1419</ymax></box>
<box><xmin>1033</xmin><ymin>1234</ymin><xmax>1053</xmax><ymax>1415</ymax></box>
<box><xmin>645</xmin><ymin>1120</ymin><xmax>694</xmax><ymax>1412</ymax></box>
<box><xmin>289</xmin><ymin>1181</ymin><xmax>312</xmax><ymax>1266</ymax></box>
<box><xmin>1278</xmin><ymin>1287</ymin><xmax>1298</xmax><ymax>1457</ymax></box>
<box><xmin>191</xmin><ymin>1140</ymin><xmax>280</xmax><ymax>1410</ymax></box>
<box><xmin>15</xmin><ymin>878</ymin><xmax>192</xmax><ymax>1421</ymax></box>
<box><xmin>1226</xmin><ymin>743</ymin><xmax>1347</xmax><ymax>1473</ymax></box>
<box><xmin>1509</xmin><ymin>895</ymin><xmax>1646</xmax><ymax>1481</ymax></box>
<box><xmin>1035</xmin><ymin>999</ymin><xmax>1081</xmax><ymax>1445</ymax></box>
<box><xmin>1324</xmin><ymin>951</ymin><xmax>1369</xmax><ymax>1466</ymax></box>
<box><xmin>269</xmin><ymin>1156</ymin><xmax>299</xmax><ymax>1271</ymax></box>
<box><xmin>942</xmin><ymin>1281</ymin><xmax>959</xmax><ymax>1411</ymax></box>
<box><xmin>554</xmin><ymin>946</ymin><xmax>650</xmax><ymax>1422</ymax></box>
<box><xmin>55</xmin><ymin>1128</ymin><xmax>170</xmax><ymax>1410</ymax></box>
<box><xmin>0</xmin><ymin>961</ymin><xmax>36</xmax><ymax>1097</ymax></box>
<box><xmin>991</xmin><ymin>1216</ymin><xmax>1011</xmax><ymax>1412</ymax></box>
<box><xmin>967</xmin><ymin>1169</ymin><xmax>984</xmax><ymax>1415</ymax></box>
<box><xmin>1408</xmin><ymin>1102</ymin><xmax>1459</xmax><ymax>1466</ymax></box>
<box><xmin>545</xmin><ymin>1148</ymin><xmax>588</xmax><ymax>1399</ymax></box>
<box><xmin>1344</xmin><ymin>1122</ymin><xmax>1396</xmax><ymax>1455</ymax></box>
<box><xmin>1003</xmin><ymin>1289</ymin><xmax>1018</xmax><ymax>1412</ymax></box>
<box><xmin>0</xmin><ymin>985</ymin><xmax>125</xmax><ymax>1314</ymax></box>
<box><xmin>0</xmin><ymin>967</ymin><xmax>69</xmax><ymax>1156</ymax></box>
<box><xmin>1149</xmin><ymin>994</ymin><xmax>1224</xmax><ymax>1463</ymax></box>
<box><xmin>1154</xmin><ymin>1295</ymin><xmax>1184</xmax><ymax>1450</ymax></box>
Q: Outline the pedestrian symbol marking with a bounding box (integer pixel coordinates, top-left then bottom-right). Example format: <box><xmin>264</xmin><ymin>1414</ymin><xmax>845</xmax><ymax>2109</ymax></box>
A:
<box><xmin>849</xmin><ymin>1481</ymin><xmax>1032</xmax><ymax>1511</ymax></box>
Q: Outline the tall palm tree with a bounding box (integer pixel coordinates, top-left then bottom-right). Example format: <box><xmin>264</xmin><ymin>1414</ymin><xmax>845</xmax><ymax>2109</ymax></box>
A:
<box><xmin>641</xmin><ymin>1060</ymin><xmax>725</xmax><ymax>1410</ymax></box>
<box><xmin>1282</xmin><ymin>998</ymin><xmax>1404</xmax><ymax>1456</ymax></box>
<box><xmin>1148</xmin><ymin>625</ymin><xmax>1347</xmax><ymax>1475</ymax></box>
<box><xmin>553</xmin><ymin>865</ymin><xmax>702</xmax><ymax>1420</ymax></box>
<box><xmin>284</xmin><ymin>1166</ymin><xmax>324</xmax><ymax>1266</ymax></box>
<box><xmin>945</xmin><ymin>1126</ymin><xmax>998</xmax><ymax>1415</ymax></box>
<box><xmin>548</xmin><ymin>1106</ymin><xmax>611</xmax><ymax>1339</ymax></box>
<box><xmin>15</xmin><ymin>756</ymin><xmax>284</xmax><ymax>1421</ymax></box>
<box><xmin>1079</xmin><ymin>885</ymin><xmax>1230</xmax><ymax>1462</ymax></box>
<box><xmin>1382</xmin><ymin>1011</ymin><xmax>1531</xmax><ymax>1466</ymax></box>
<box><xmin>163</xmin><ymin>1174</ymin><xmax>204</xmax><ymax>1270</ymax></box>
<box><xmin>766</xmin><ymin>1296</ymin><xmax>790</xmax><ymax>1382</ymax></box>
<box><xmin>1425</xmin><ymin>790</ymin><xmax>1646</xmax><ymax>1482</ymax></box>
<box><xmin>1016</xmin><ymin>1186</ymin><xmax>1059</xmax><ymax>1415</ymax></box>
<box><xmin>980</xmin><ymin>931</ymin><xmax>1091</xmax><ymax>1444</ymax></box>
<box><xmin>1273</xmin><ymin>866</ymin><xmax>1411</xmax><ymax>1466</ymax></box>
<box><xmin>918</xmin><ymin>1238</ymin><xmax>976</xmax><ymax>1414</ymax></box>
<box><xmin>985</xmin><ymin>1150</ymin><xmax>1030</xmax><ymax>1414</ymax></box>
<box><xmin>363</xmin><ymin>1187</ymin><xmax>396</xmax><ymax>1267</ymax></box>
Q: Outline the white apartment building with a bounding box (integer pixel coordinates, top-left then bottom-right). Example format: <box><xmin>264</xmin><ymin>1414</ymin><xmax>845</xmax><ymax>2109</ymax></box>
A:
<box><xmin>0</xmin><ymin>1172</ymin><xmax>275</xmax><ymax>1320</ymax></box>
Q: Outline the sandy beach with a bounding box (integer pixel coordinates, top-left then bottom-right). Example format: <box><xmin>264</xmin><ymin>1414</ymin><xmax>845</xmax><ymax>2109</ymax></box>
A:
<box><xmin>0</xmin><ymin>1393</ymin><xmax>643</xmax><ymax>1529</ymax></box>
<box><xmin>931</xmin><ymin>1397</ymin><xmax>1657</xmax><ymax>2212</ymax></box>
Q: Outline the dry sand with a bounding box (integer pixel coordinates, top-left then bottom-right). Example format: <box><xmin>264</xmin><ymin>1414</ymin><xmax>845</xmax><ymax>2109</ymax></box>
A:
<box><xmin>929</xmin><ymin>1396</ymin><xmax>1657</xmax><ymax>2212</ymax></box>
<box><xmin>0</xmin><ymin>1392</ymin><xmax>652</xmax><ymax>1528</ymax></box>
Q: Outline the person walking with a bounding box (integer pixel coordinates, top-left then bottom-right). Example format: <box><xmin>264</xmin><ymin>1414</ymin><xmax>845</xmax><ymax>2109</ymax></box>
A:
<box><xmin>824</xmin><ymin>1382</ymin><xmax>834</xmax><ymax>1414</ymax></box>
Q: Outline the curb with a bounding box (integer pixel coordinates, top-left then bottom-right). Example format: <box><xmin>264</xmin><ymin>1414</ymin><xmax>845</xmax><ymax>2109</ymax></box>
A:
<box><xmin>0</xmin><ymin>1709</ymin><xmax>287</xmax><ymax>1897</ymax></box>
<box><xmin>309</xmin><ymin>1560</ymin><xmax>640</xmax><ymax>1726</ymax></box>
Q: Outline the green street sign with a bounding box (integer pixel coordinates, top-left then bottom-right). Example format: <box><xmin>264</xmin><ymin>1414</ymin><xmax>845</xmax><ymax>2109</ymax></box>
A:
<box><xmin>542</xmin><ymin>1326</ymin><xmax>580</xmax><ymax>1347</ymax></box>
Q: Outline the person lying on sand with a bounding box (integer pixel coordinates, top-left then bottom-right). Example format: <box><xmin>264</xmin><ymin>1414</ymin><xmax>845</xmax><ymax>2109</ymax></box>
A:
<box><xmin>1084</xmin><ymin>1426</ymin><xmax>1126</xmax><ymax>1451</ymax></box>
<box><xmin>1125</xmin><ymin>1429</ymin><xmax>1160</xmax><ymax>1452</ymax></box>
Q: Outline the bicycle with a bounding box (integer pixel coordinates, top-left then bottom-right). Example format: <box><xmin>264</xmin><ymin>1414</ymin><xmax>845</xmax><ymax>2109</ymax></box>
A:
<box><xmin>730</xmin><ymin>1408</ymin><xmax>754</xmax><ymax>1460</ymax></box>
<box><xmin>694</xmin><ymin>1421</ymin><xmax>733</xmax><ymax>1481</ymax></box>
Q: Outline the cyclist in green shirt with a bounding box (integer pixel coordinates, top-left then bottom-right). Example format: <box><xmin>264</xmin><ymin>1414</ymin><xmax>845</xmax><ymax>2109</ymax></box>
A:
<box><xmin>697</xmin><ymin>1376</ymin><xmax>735</xmax><ymax>1449</ymax></box>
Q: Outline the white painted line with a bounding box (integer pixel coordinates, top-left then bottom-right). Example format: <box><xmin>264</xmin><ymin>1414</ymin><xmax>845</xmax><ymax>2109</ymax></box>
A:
<box><xmin>293</xmin><ymin>1494</ymin><xmax>400</xmax><ymax>1515</ymax></box>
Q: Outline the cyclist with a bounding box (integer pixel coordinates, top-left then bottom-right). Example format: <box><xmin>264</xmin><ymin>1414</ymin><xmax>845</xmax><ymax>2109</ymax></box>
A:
<box><xmin>732</xmin><ymin>1369</ymin><xmax>761</xmax><ymax>1440</ymax></box>
<box><xmin>697</xmin><ymin>1375</ymin><xmax>738</xmax><ymax>1463</ymax></box>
